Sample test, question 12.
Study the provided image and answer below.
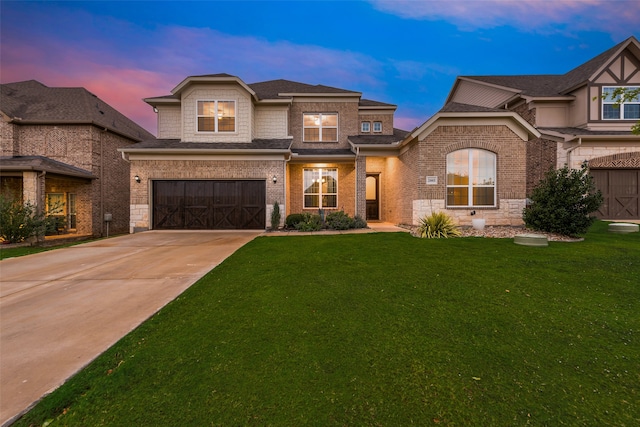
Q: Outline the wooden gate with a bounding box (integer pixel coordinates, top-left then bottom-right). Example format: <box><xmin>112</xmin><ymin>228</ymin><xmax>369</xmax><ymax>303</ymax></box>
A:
<box><xmin>153</xmin><ymin>180</ymin><xmax>266</xmax><ymax>230</ymax></box>
<box><xmin>591</xmin><ymin>169</ymin><xmax>639</xmax><ymax>220</ymax></box>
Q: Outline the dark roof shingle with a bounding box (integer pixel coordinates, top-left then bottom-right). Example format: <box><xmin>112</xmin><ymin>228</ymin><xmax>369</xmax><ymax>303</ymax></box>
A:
<box><xmin>0</xmin><ymin>80</ymin><xmax>154</xmax><ymax>141</ymax></box>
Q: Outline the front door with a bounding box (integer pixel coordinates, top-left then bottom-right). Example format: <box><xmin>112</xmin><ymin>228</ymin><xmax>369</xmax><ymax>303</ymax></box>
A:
<box><xmin>366</xmin><ymin>174</ymin><xmax>379</xmax><ymax>221</ymax></box>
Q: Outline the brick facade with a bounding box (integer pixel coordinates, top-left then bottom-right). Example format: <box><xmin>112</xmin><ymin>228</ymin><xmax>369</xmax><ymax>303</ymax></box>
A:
<box><xmin>1</xmin><ymin>122</ymin><xmax>135</xmax><ymax>236</ymax></box>
<box><xmin>408</xmin><ymin>124</ymin><xmax>528</xmax><ymax>226</ymax></box>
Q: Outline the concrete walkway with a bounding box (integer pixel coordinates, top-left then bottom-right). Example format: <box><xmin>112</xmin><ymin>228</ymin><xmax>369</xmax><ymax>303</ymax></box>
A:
<box><xmin>0</xmin><ymin>230</ymin><xmax>260</xmax><ymax>426</ymax></box>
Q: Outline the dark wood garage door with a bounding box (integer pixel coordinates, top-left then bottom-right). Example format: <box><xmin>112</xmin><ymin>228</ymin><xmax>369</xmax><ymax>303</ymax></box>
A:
<box><xmin>591</xmin><ymin>169</ymin><xmax>640</xmax><ymax>220</ymax></box>
<box><xmin>153</xmin><ymin>180</ymin><xmax>266</xmax><ymax>230</ymax></box>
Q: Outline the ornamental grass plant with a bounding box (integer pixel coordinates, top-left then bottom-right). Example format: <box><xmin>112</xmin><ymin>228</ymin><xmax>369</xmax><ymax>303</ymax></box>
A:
<box><xmin>416</xmin><ymin>211</ymin><xmax>461</xmax><ymax>238</ymax></box>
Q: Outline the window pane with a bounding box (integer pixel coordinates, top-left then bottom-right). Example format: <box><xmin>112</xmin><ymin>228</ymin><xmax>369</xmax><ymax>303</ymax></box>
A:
<box><xmin>473</xmin><ymin>187</ymin><xmax>494</xmax><ymax>206</ymax></box>
<box><xmin>304</xmin><ymin>114</ymin><xmax>319</xmax><ymax>127</ymax></box>
<box><xmin>624</xmin><ymin>104</ymin><xmax>640</xmax><ymax>119</ymax></box>
<box><xmin>472</xmin><ymin>150</ymin><xmax>495</xmax><ymax>185</ymax></box>
<box><xmin>304</xmin><ymin>169</ymin><xmax>320</xmax><ymax>194</ymax></box>
<box><xmin>323</xmin><ymin>195</ymin><xmax>337</xmax><ymax>208</ymax></box>
<box><xmin>198</xmin><ymin>117</ymin><xmax>215</xmax><ymax>131</ymax></box>
<box><xmin>373</xmin><ymin>121</ymin><xmax>382</xmax><ymax>132</ymax></box>
<box><xmin>603</xmin><ymin>104</ymin><xmax>620</xmax><ymax>119</ymax></box>
<box><xmin>447</xmin><ymin>188</ymin><xmax>468</xmax><ymax>206</ymax></box>
<box><xmin>305</xmin><ymin>195</ymin><xmax>319</xmax><ymax>208</ymax></box>
<box><xmin>322</xmin><ymin>128</ymin><xmax>337</xmax><ymax>141</ymax></box>
<box><xmin>304</xmin><ymin>128</ymin><xmax>320</xmax><ymax>141</ymax></box>
<box><xmin>447</xmin><ymin>151</ymin><xmax>469</xmax><ymax>185</ymax></box>
<box><xmin>322</xmin><ymin>114</ymin><xmax>337</xmax><ymax>127</ymax></box>
<box><xmin>602</xmin><ymin>87</ymin><xmax>620</xmax><ymax>102</ymax></box>
<box><xmin>218</xmin><ymin>117</ymin><xmax>235</xmax><ymax>132</ymax></box>
<box><xmin>361</xmin><ymin>122</ymin><xmax>370</xmax><ymax>132</ymax></box>
<box><xmin>198</xmin><ymin>101</ymin><xmax>215</xmax><ymax>116</ymax></box>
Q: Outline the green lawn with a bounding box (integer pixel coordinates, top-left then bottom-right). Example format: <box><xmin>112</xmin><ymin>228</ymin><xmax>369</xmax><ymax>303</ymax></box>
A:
<box><xmin>14</xmin><ymin>222</ymin><xmax>640</xmax><ymax>426</ymax></box>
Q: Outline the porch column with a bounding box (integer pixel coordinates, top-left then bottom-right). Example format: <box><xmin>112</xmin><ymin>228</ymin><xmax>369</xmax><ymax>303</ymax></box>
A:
<box><xmin>355</xmin><ymin>156</ymin><xmax>367</xmax><ymax>219</ymax></box>
<box><xmin>22</xmin><ymin>171</ymin><xmax>45</xmax><ymax>212</ymax></box>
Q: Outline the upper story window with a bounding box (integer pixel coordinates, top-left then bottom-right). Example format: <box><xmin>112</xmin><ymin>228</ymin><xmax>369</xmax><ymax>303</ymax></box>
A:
<box><xmin>373</xmin><ymin>121</ymin><xmax>382</xmax><ymax>132</ymax></box>
<box><xmin>446</xmin><ymin>149</ymin><xmax>496</xmax><ymax>207</ymax></box>
<box><xmin>303</xmin><ymin>113</ymin><xmax>338</xmax><ymax>142</ymax></box>
<box><xmin>602</xmin><ymin>87</ymin><xmax>640</xmax><ymax>120</ymax></box>
<box><xmin>197</xmin><ymin>100</ymin><xmax>236</xmax><ymax>132</ymax></box>
<box><xmin>361</xmin><ymin>121</ymin><xmax>371</xmax><ymax>133</ymax></box>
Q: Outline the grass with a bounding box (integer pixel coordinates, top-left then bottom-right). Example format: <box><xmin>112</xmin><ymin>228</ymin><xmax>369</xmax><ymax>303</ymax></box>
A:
<box><xmin>13</xmin><ymin>221</ymin><xmax>640</xmax><ymax>426</ymax></box>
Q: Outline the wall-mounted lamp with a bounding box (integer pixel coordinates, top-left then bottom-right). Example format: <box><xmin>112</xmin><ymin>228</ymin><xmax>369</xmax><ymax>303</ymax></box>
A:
<box><xmin>272</xmin><ymin>175</ymin><xmax>277</xmax><ymax>184</ymax></box>
<box><xmin>134</xmin><ymin>175</ymin><xmax>141</xmax><ymax>183</ymax></box>
<box><xmin>153</xmin><ymin>107</ymin><xmax>159</xmax><ymax>113</ymax></box>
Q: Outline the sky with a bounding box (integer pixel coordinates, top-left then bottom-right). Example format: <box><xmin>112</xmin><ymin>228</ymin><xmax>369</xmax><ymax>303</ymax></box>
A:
<box><xmin>1</xmin><ymin>0</ymin><xmax>639</xmax><ymax>136</ymax></box>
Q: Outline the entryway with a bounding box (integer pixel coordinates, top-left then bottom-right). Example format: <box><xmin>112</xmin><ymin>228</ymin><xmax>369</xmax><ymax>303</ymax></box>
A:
<box><xmin>366</xmin><ymin>174</ymin><xmax>379</xmax><ymax>220</ymax></box>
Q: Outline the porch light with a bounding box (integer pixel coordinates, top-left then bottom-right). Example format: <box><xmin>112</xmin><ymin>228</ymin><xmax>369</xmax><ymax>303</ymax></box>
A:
<box><xmin>272</xmin><ymin>175</ymin><xmax>277</xmax><ymax>183</ymax></box>
<box><xmin>134</xmin><ymin>175</ymin><xmax>141</xmax><ymax>183</ymax></box>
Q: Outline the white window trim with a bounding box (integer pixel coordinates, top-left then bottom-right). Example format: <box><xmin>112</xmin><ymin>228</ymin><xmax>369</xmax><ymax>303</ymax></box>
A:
<box><xmin>446</xmin><ymin>149</ymin><xmax>497</xmax><ymax>208</ymax></box>
<box><xmin>303</xmin><ymin>167</ymin><xmax>338</xmax><ymax>209</ymax></box>
<box><xmin>196</xmin><ymin>99</ymin><xmax>237</xmax><ymax>133</ymax></box>
<box><xmin>303</xmin><ymin>113</ymin><xmax>339</xmax><ymax>142</ymax></box>
<box><xmin>373</xmin><ymin>121</ymin><xmax>382</xmax><ymax>133</ymax></box>
<box><xmin>361</xmin><ymin>121</ymin><xmax>371</xmax><ymax>133</ymax></box>
<box><xmin>602</xmin><ymin>86</ymin><xmax>640</xmax><ymax>120</ymax></box>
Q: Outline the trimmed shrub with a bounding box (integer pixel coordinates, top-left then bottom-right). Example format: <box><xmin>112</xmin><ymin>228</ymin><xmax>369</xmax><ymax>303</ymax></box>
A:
<box><xmin>523</xmin><ymin>164</ymin><xmax>603</xmax><ymax>237</ymax></box>
<box><xmin>325</xmin><ymin>210</ymin><xmax>355</xmax><ymax>230</ymax></box>
<box><xmin>295</xmin><ymin>213</ymin><xmax>323</xmax><ymax>232</ymax></box>
<box><xmin>270</xmin><ymin>201</ymin><xmax>281</xmax><ymax>230</ymax></box>
<box><xmin>416</xmin><ymin>212</ymin><xmax>461</xmax><ymax>239</ymax></box>
<box><xmin>285</xmin><ymin>213</ymin><xmax>305</xmax><ymax>229</ymax></box>
<box><xmin>353</xmin><ymin>215</ymin><xmax>368</xmax><ymax>229</ymax></box>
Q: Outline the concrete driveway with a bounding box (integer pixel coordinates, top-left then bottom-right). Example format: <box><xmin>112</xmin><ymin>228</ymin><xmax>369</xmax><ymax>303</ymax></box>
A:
<box><xmin>0</xmin><ymin>230</ymin><xmax>260</xmax><ymax>426</ymax></box>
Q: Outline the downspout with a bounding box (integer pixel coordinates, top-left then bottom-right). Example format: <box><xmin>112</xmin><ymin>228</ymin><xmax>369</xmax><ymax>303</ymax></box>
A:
<box><xmin>566</xmin><ymin>137</ymin><xmax>582</xmax><ymax>169</ymax></box>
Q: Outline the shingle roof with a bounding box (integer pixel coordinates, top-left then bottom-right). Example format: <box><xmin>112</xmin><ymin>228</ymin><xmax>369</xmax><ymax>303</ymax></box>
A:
<box><xmin>291</xmin><ymin>148</ymin><xmax>355</xmax><ymax>157</ymax></box>
<box><xmin>539</xmin><ymin>127</ymin><xmax>636</xmax><ymax>137</ymax></box>
<box><xmin>348</xmin><ymin>128</ymin><xmax>410</xmax><ymax>145</ymax></box>
<box><xmin>124</xmin><ymin>138</ymin><xmax>292</xmax><ymax>151</ymax></box>
<box><xmin>461</xmin><ymin>37</ymin><xmax>639</xmax><ymax>97</ymax></box>
<box><xmin>439</xmin><ymin>102</ymin><xmax>506</xmax><ymax>113</ymax></box>
<box><xmin>0</xmin><ymin>156</ymin><xmax>96</xmax><ymax>179</ymax></box>
<box><xmin>359</xmin><ymin>98</ymin><xmax>396</xmax><ymax>108</ymax></box>
<box><xmin>0</xmin><ymin>80</ymin><xmax>154</xmax><ymax>141</ymax></box>
<box><xmin>247</xmin><ymin>79</ymin><xmax>359</xmax><ymax>100</ymax></box>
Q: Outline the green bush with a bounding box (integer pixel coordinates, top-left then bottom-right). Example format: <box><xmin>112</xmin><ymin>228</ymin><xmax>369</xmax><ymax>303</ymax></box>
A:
<box><xmin>295</xmin><ymin>213</ymin><xmax>323</xmax><ymax>232</ymax></box>
<box><xmin>285</xmin><ymin>213</ymin><xmax>305</xmax><ymax>229</ymax></box>
<box><xmin>353</xmin><ymin>215</ymin><xmax>367</xmax><ymax>229</ymax></box>
<box><xmin>270</xmin><ymin>201</ymin><xmax>281</xmax><ymax>230</ymax></box>
<box><xmin>0</xmin><ymin>195</ymin><xmax>49</xmax><ymax>243</ymax></box>
<box><xmin>325</xmin><ymin>210</ymin><xmax>354</xmax><ymax>230</ymax></box>
<box><xmin>523</xmin><ymin>164</ymin><xmax>603</xmax><ymax>237</ymax></box>
<box><xmin>416</xmin><ymin>212</ymin><xmax>461</xmax><ymax>238</ymax></box>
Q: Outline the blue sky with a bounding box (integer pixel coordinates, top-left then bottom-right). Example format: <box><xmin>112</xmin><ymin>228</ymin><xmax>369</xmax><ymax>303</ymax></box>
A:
<box><xmin>2</xmin><ymin>1</ymin><xmax>639</xmax><ymax>135</ymax></box>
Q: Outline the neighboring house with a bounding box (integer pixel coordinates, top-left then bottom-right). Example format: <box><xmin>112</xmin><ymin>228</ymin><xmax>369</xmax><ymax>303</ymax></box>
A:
<box><xmin>121</xmin><ymin>36</ymin><xmax>640</xmax><ymax>232</ymax></box>
<box><xmin>0</xmin><ymin>80</ymin><xmax>154</xmax><ymax>237</ymax></box>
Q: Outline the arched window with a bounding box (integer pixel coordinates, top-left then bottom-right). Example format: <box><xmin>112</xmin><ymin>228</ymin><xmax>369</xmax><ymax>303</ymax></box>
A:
<box><xmin>446</xmin><ymin>149</ymin><xmax>496</xmax><ymax>207</ymax></box>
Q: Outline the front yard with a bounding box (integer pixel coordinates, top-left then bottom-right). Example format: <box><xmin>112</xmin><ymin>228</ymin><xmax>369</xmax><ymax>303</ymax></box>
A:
<box><xmin>14</xmin><ymin>222</ymin><xmax>639</xmax><ymax>426</ymax></box>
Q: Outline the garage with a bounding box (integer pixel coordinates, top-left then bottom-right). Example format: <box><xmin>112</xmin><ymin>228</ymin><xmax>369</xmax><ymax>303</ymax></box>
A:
<box><xmin>153</xmin><ymin>180</ymin><xmax>266</xmax><ymax>230</ymax></box>
<box><xmin>591</xmin><ymin>169</ymin><xmax>640</xmax><ymax>220</ymax></box>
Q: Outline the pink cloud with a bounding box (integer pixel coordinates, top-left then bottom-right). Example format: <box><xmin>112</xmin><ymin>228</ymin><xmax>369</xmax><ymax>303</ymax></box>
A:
<box><xmin>369</xmin><ymin>0</ymin><xmax>640</xmax><ymax>36</ymax></box>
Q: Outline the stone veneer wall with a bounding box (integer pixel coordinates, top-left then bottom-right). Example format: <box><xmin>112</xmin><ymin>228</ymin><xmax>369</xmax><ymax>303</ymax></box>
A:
<box><xmin>129</xmin><ymin>159</ymin><xmax>285</xmax><ymax>232</ymax></box>
<box><xmin>411</xmin><ymin>125</ymin><xmax>528</xmax><ymax>226</ymax></box>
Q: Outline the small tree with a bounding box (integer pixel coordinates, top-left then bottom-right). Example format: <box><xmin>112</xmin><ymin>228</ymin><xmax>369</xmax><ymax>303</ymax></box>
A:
<box><xmin>523</xmin><ymin>164</ymin><xmax>603</xmax><ymax>237</ymax></box>
<box><xmin>270</xmin><ymin>201</ymin><xmax>281</xmax><ymax>230</ymax></box>
<box><xmin>0</xmin><ymin>195</ymin><xmax>50</xmax><ymax>243</ymax></box>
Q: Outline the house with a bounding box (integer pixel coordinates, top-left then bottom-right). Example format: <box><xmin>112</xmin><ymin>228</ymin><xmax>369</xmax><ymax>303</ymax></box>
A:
<box><xmin>120</xmin><ymin>36</ymin><xmax>640</xmax><ymax>232</ymax></box>
<box><xmin>0</xmin><ymin>80</ymin><xmax>154</xmax><ymax>237</ymax></box>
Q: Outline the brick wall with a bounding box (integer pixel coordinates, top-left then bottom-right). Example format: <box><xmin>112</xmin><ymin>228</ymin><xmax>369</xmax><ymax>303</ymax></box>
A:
<box><xmin>289</xmin><ymin>101</ymin><xmax>359</xmax><ymax>150</ymax></box>
<box><xmin>526</xmin><ymin>137</ymin><xmax>557</xmax><ymax>194</ymax></box>
<box><xmin>357</xmin><ymin>113</ymin><xmax>394</xmax><ymax>136</ymax></box>
<box><xmin>4</xmin><ymin>124</ymin><xmax>134</xmax><ymax>236</ymax></box>
<box><xmin>287</xmin><ymin>163</ymin><xmax>356</xmax><ymax>217</ymax></box>
<box><xmin>0</xmin><ymin>120</ymin><xmax>18</xmax><ymax>156</ymax></box>
<box><xmin>411</xmin><ymin>125</ymin><xmax>528</xmax><ymax>226</ymax></box>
